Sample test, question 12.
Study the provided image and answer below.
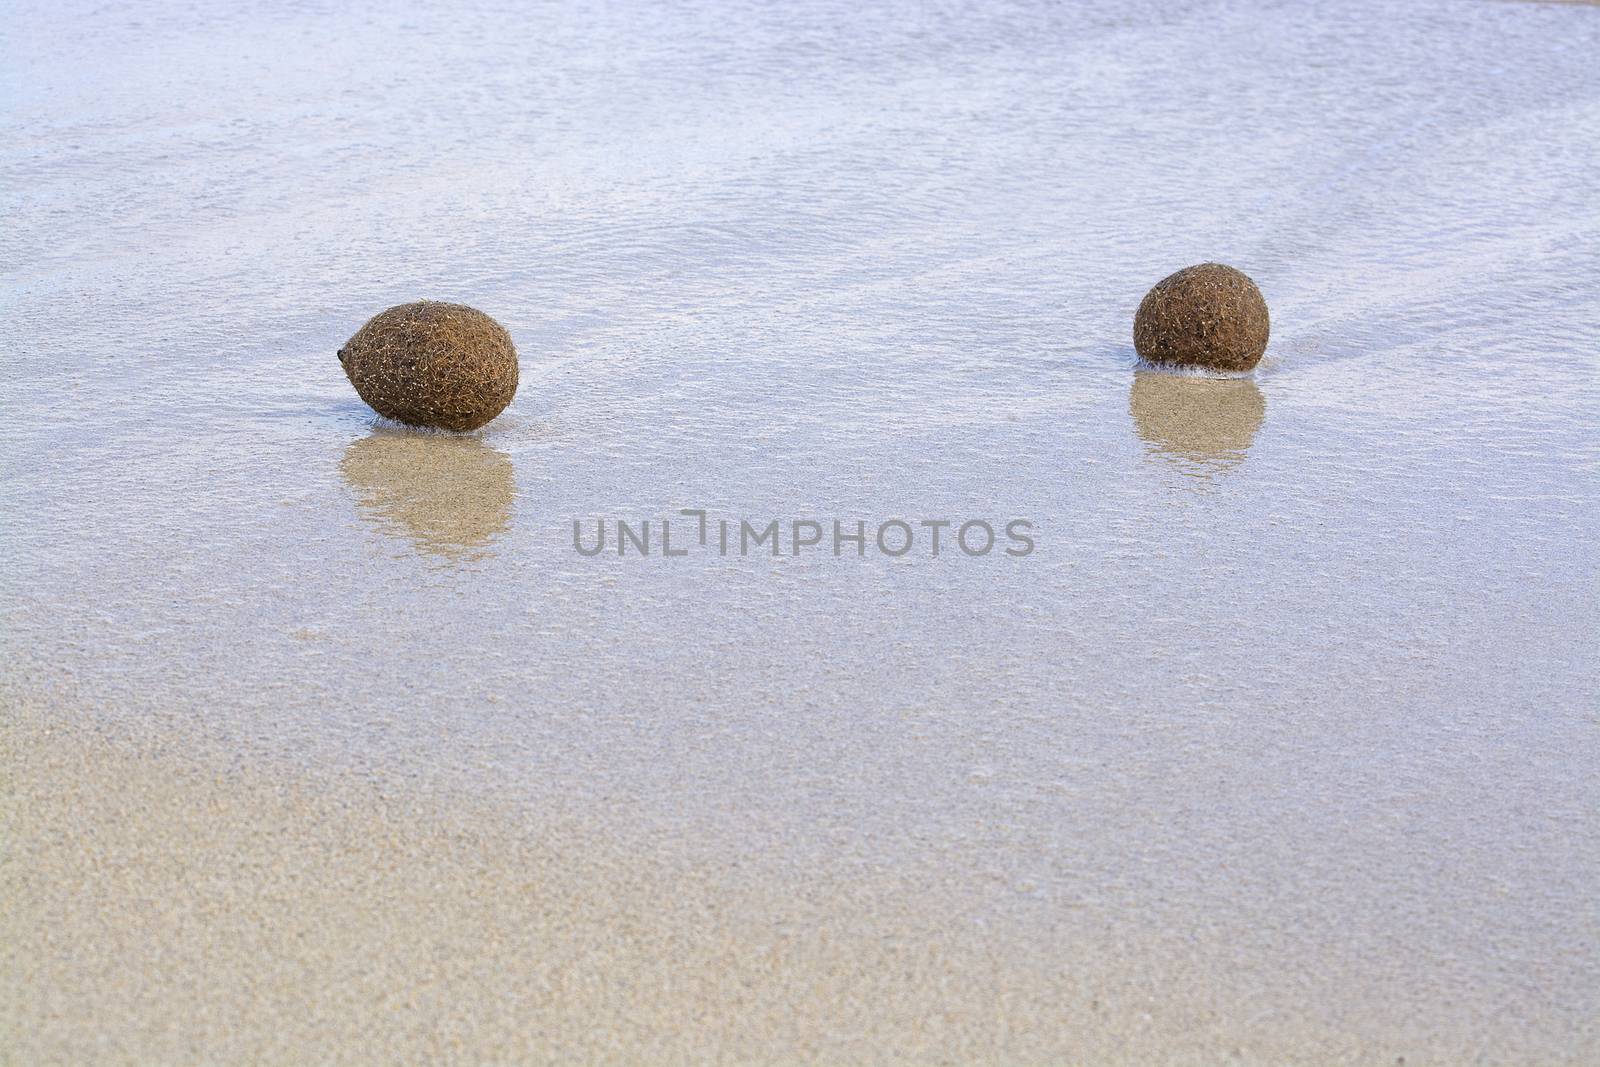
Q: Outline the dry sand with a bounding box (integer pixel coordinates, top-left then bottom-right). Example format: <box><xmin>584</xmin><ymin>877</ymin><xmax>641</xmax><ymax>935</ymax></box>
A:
<box><xmin>1</xmin><ymin>707</ymin><xmax>1524</xmax><ymax>1067</ymax></box>
<box><xmin>7</xmin><ymin>701</ymin><xmax>1596</xmax><ymax>1066</ymax></box>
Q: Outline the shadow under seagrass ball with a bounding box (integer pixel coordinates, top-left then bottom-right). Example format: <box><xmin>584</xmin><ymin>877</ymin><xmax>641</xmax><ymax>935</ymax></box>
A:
<box><xmin>1133</xmin><ymin>263</ymin><xmax>1269</xmax><ymax>373</ymax></box>
<box><xmin>339</xmin><ymin>301</ymin><xmax>518</xmax><ymax>431</ymax></box>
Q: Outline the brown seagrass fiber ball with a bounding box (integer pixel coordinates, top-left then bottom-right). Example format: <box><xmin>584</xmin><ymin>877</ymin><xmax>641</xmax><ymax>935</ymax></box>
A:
<box><xmin>339</xmin><ymin>302</ymin><xmax>518</xmax><ymax>431</ymax></box>
<box><xmin>1133</xmin><ymin>263</ymin><xmax>1270</xmax><ymax>373</ymax></box>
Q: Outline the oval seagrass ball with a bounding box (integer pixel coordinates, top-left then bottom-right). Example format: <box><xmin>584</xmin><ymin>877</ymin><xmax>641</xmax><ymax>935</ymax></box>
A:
<box><xmin>1133</xmin><ymin>263</ymin><xmax>1270</xmax><ymax>373</ymax></box>
<box><xmin>339</xmin><ymin>301</ymin><xmax>518</xmax><ymax>431</ymax></box>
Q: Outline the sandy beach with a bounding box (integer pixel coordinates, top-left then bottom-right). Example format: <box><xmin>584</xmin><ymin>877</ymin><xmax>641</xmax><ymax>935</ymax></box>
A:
<box><xmin>3</xmin><ymin>0</ymin><xmax>1598</xmax><ymax>1062</ymax></box>
<box><xmin>7</xmin><ymin>702</ymin><xmax>1593</xmax><ymax>1067</ymax></box>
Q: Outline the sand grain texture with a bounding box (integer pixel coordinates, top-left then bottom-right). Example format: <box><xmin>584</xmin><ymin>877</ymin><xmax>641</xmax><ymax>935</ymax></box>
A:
<box><xmin>0</xmin><ymin>712</ymin><xmax>1482</xmax><ymax>1067</ymax></box>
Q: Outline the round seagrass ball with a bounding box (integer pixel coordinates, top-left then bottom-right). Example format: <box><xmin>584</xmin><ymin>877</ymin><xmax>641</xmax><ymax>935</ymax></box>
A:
<box><xmin>339</xmin><ymin>301</ymin><xmax>518</xmax><ymax>431</ymax></box>
<box><xmin>1133</xmin><ymin>263</ymin><xmax>1270</xmax><ymax>373</ymax></box>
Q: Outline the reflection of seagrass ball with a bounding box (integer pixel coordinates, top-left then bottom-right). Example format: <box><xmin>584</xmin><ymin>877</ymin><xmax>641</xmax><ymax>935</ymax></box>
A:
<box><xmin>339</xmin><ymin>302</ymin><xmax>518</xmax><ymax>431</ymax></box>
<box><xmin>340</xmin><ymin>432</ymin><xmax>514</xmax><ymax>559</ymax></box>
<box><xmin>1133</xmin><ymin>263</ymin><xmax>1270</xmax><ymax>373</ymax></box>
<box><xmin>1130</xmin><ymin>371</ymin><xmax>1265</xmax><ymax>475</ymax></box>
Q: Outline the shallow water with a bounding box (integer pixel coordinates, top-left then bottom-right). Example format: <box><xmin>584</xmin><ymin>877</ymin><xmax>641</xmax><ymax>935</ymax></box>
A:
<box><xmin>3</xmin><ymin>0</ymin><xmax>1599</xmax><ymax>1060</ymax></box>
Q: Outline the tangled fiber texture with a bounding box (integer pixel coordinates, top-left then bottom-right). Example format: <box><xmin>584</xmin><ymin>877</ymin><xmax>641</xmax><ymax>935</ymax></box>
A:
<box><xmin>1133</xmin><ymin>264</ymin><xmax>1270</xmax><ymax>373</ymax></box>
<box><xmin>340</xmin><ymin>302</ymin><xmax>518</xmax><ymax>431</ymax></box>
